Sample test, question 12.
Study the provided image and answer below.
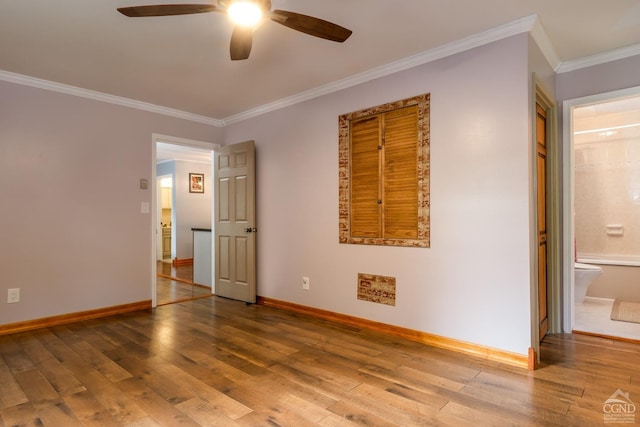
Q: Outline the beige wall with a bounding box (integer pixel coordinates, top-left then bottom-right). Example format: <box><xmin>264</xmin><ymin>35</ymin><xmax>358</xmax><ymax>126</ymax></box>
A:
<box><xmin>0</xmin><ymin>80</ymin><xmax>220</xmax><ymax>325</ymax></box>
<box><xmin>0</xmin><ymin>30</ymin><xmax>587</xmax><ymax>356</ymax></box>
<box><xmin>156</xmin><ymin>158</ymin><xmax>213</xmax><ymax>260</ymax></box>
<box><xmin>557</xmin><ymin>53</ymin><xmax>640</xmax><ymax>304</ymax></box>
<box><xmin>222</xmin><ymin>34</ymin><xmax>538</xmax><ymax>356</ymax></box>
<box><xmin>556</xmin><ymin>55</ymin><xmax>640</xmax><ymax>102</ymax></box>
<box><xmin>173</xmin><ymin>160</ymin><xmax>212</xmax><ymax>259</ymax></box>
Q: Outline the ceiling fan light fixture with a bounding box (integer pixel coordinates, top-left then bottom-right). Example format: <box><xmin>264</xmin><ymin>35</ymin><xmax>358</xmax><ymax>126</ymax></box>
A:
<box><xmin>228</xmin><ymin>1</ymin><xmax>263</xmax><ymax>28</ymax></box>
<box><xmin>117</xmin><ymin>1</ymin><xmax>352</xmax><ymax>61</ymax></box>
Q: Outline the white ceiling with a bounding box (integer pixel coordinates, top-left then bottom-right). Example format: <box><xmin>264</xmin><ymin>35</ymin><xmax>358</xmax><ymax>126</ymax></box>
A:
<box><xmin>1</xmin><ymin>0</ymin><xmax>640</xmax><ymax>125</ymax></box>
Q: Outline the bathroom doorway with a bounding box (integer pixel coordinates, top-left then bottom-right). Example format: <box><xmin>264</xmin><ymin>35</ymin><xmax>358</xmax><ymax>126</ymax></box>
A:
<box><xmin>564</xmin><ymin>86</ymin><xmax>640</xmax><ymax>341</ymax></box>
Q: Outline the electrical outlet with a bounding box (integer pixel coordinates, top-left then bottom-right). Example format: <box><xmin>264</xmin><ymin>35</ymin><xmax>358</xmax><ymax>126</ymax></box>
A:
<box><xmin>302</xmin><ymin>276</ymin><xmax>310</xmax><ymax>291</ymax></box>
<box><xmin>7</xmin><ymin>288</ymin><xmax>20</xmax><ymax>304</ymax></box>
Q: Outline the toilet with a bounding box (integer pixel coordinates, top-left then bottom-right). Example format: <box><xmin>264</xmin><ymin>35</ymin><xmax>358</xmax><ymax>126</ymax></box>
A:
<box><xmin>574</xmin><ymin>262</ymin><xmax>602</xmax><ymax>303</ymax></box>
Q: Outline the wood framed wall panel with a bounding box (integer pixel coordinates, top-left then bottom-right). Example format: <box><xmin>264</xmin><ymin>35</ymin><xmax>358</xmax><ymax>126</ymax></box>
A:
<box><xmin>339</xmin><ymin>93</ymin><xmax>430</xmax><ymax>247</ymax></box>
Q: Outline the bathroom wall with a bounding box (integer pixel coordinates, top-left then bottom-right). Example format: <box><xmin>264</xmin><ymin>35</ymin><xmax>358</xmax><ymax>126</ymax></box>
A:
<box><xmin>568</xmin><ymin>75</ymin><xmax>640</xmax><ymax>303</ymax></box>
<box><xmin>587</xmin><ymin>265</ymin><xmax>640</xmax><ymax>301</ymax></box>
<box><xmin>574</xmin><ymin>113</ymin><xmax>640</xmax><ymax>301</ymax></box>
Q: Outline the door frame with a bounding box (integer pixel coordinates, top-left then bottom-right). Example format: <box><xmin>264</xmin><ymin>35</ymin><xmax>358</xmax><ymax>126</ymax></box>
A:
<box><xmin>151</xmin><ymin>133</ymin><xmax>218</xmax><ymax>307</ymax></box>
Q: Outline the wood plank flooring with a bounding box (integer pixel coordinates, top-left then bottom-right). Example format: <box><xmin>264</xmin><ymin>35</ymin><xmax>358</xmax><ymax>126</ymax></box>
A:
<box><xmin>156</xmin><ymin>261</ymin><xmax>211</xmax><ymax>306</ymax></box>
<box><xmin>1</xmin><ymin>296</ymin><xmax>640</xmax><ymax>426</ymax></box>
<box><xmin>157</xmin><ymin>262</ymin><xmax>193</xmax><ymax>283</ymax></box>
<box><xmin>156</xmin><ymin>277</ymin><xmax>212</xmax><ymax>306</ymax></box>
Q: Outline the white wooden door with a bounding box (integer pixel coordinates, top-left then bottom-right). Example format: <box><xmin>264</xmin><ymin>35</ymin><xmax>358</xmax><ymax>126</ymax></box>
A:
<box><xmin>214</xmin><ymin>140</ymin><xmax>257</xmax><ymax>303</ymax></box>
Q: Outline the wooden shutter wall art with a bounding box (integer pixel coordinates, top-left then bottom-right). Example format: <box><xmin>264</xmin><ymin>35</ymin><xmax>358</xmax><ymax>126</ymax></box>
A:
<box><xmin>338</xmin><ymin>93</ymin><xmax>430</xmax><ymax>248</ymax></box>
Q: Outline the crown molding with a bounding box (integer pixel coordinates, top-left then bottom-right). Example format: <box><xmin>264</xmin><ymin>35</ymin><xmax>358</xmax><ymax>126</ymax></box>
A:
<box><xmin>6</xmin><ymin>13</ymin><xmax>634</xmax><ymax>127</ymax></box>
<box><xmin>529</xmin><ymin>17</ymin><xmax>561</xmax><ymax>71</ymax></box>
<box><xmin>556</xmin><ymin>43</ymin><xmax>640</xmax><ymax>73</ymax></box>
<box><xmin>0</xmin><ymin>70</ymin><xmax>224</xmax><ymax>127</ymax></box>
<box><xmin>222</xmin><ymin>14</ymin><xmax>539</xmax><ymax>125</ymax></box>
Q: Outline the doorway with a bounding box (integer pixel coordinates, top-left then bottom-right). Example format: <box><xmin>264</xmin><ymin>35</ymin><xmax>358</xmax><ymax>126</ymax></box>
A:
<box><xmin>157</xmin><ymin>174</ymin><xmax>173</xmax><ymax>262</ymax></box>
<box><xmin>563</xmin><ymin>86</ymin><xmax>640</xmax><ymax>341</ymax></box>
<box><xmin>152</xmin><ymin>134</ymin><xmax>216</xmax><ymax>306</ymax></box>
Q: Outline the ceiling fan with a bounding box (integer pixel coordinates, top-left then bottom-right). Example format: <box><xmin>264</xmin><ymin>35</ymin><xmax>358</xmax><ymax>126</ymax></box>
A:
<box><xmin>117</xmin><ymin>1</ymin><xmax>352</xmax><ymax>60</ymax></box>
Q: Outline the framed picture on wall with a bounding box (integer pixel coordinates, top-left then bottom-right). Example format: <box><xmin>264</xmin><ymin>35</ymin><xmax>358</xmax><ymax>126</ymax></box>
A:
<box><xmin>189</xmin><ymin>173</ymin><xmax>204</xmax><ymax>193</ymax></box>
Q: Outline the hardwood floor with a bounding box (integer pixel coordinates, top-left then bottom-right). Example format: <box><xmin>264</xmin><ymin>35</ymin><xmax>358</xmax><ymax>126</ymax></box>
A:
<box><xmin>156</xmin><ymin>261</ymin><xmax>211</xmax><ymax>306</ymax></box>
<box><xmin>157</xmin><ymin>261</ymin><xmax>193</xmax><ymax>283</ymax></box>
<box><xmin>1</xmin><ymin>296</ymin><xmax>640</xmax><ymax>426</ymax></box>
<box><xmin>156</xmin><ymin>277</ymin><xmax>212</xmax><ymax>306</ymax></box>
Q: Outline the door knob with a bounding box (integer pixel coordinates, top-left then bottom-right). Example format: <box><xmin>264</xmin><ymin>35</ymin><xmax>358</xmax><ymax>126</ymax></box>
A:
<box><xmin>244</xmin><ymin>227</ymin><xmax>257</xmax><ymax>233</ymax></box>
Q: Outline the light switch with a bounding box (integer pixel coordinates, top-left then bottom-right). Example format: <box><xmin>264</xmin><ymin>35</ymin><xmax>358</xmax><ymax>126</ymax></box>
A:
<box><xmin>141</xmin><ymin>202</ymin><xmax>150</xmax><ymax>214</ymax></box>
<box><xmin>7</xmin><ymin>288</ymin><xmax>20</xmax><ymax>303</ymax></box>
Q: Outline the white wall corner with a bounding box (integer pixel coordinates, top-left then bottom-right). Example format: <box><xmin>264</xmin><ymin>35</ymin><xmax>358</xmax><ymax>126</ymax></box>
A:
<box><xmin>529</xmin><ymin>16</ymin><xmax>561</xmax><ymax>71</ymax></box>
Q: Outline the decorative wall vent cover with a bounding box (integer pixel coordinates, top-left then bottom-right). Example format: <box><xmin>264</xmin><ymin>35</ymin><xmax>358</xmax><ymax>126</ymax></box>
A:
<box><xmin>357</xmin><ymin>273</ymin><xmax>396</xmax><ymax>306</ymax></box>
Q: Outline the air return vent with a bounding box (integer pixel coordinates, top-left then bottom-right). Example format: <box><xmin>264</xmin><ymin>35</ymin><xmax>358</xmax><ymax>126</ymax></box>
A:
<box><xmin>357</xmin><ymin>273</ymin><xmax>396</xmax><ymax>306</ymax></box>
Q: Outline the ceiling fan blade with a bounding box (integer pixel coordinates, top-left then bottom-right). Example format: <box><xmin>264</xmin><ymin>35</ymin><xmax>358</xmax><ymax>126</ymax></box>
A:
<box><xmin>230</xmin><ymin>26</ymin><xmax>253</xmax><ymax>60</ymax></box>
<box><xmin>270</xmin><ymin>10</ymin><xmax>352</xmax><ymax>42</ymax></box>
<box><xmin>117</xmin><ymin>4</ymin><xmax>217</xmax><ymax>17</ymax></box>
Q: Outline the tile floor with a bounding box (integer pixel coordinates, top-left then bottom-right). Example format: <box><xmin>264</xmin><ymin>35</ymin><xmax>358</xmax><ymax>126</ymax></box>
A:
<box><xmin>574</xmin><ymin>296</ymin><xmax>640</xmax><ymax>341</ymax></box>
